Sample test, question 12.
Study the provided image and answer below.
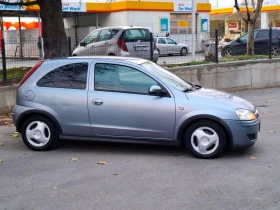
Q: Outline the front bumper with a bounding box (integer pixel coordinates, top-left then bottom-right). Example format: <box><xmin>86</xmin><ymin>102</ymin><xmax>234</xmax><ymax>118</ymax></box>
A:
<box><xmin>224</xmin><ymin>118</ymin><xmax>260</xmax><ymax>149</ymax></box>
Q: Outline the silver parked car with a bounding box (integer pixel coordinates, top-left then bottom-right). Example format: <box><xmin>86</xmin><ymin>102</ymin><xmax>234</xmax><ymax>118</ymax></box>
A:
<box><xmin>13</xmin><ymin>57</ymin><xmax>260</xmax><ymax>158</ymax></box>
<box><xmin>72</xmin><ymin>26</ymin><xmax>159</xmax><ymax>62</ymax></box>
<box><xmin>154</xmin><ymin>37</ymin><xmax>189</xmax><ymax>56</ymax></box>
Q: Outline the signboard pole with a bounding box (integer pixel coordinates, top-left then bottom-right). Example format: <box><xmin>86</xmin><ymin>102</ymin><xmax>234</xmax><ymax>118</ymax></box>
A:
<box><xmin>192</xmin><ymin>0</ymin><xmax>196</xmax><ymax>61</ymax></box>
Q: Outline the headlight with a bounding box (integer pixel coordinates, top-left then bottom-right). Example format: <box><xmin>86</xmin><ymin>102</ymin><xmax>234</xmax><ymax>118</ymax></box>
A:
<box><xmin>235</xmin><ymin>109</ymin><xmax>256</xmax><ymax>120</ymax></box>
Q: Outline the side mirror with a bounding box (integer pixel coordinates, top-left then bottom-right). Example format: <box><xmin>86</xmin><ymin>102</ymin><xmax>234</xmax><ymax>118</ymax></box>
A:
<box><xmin>149</xmin><ymin>85</ymin><xmax>162</xmax><ymax>96</ymax></box>
<box><xmin>236</xmin><ymin>38</ymin><xmax>241</xmax><ymax>43</ymax></box>
<box><xmin>80</xmin><ymin>42</ymin><xmax>86</xmax><ymax>46</ymax></box>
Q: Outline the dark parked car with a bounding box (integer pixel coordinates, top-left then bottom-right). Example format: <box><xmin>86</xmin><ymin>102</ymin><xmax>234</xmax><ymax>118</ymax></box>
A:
<box><xmin>221</xmin><ymin>28</ymin><xmax>280</xmax><ymax>57</ymax></box>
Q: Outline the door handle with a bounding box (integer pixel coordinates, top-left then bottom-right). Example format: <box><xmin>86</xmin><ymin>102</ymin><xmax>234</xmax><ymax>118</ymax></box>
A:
<box><xmin>92</xmin><ymin>99</ymin><xmax>103</xmax><ymax>105</ymax></box>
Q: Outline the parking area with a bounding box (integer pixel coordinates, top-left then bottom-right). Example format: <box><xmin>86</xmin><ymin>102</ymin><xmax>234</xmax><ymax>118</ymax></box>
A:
<box><xmin>0</xmin><ymin>87</ymin><xmax>280</xmax><ymax>210</ymax></box>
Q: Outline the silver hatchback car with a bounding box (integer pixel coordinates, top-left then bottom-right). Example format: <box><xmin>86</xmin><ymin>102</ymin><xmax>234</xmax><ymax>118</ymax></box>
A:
<box><xmin>72</xmin><ymin>26</ymin><xmax>159</xmax><ymax>63</ymax></box>
<box><xmin>154</xmin><ymin>37</ymin><xmax>189</xmax><ymax>56</ymax></box>
<box><xmin>13</xmin><ymin>57</ymin><xmax>260</xmax><ymax>158</ymax></box>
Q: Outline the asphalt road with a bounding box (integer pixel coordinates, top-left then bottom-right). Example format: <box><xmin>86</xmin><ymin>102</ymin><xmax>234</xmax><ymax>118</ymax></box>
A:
<box><xmin>1</xmin><ymin>87</ymin><xmax>280</xmax><ymax>210</ymax></box>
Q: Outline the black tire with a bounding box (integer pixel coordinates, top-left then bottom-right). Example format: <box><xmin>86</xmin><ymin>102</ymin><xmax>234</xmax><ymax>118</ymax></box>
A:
<box><xmin>271</xmin><ymin>45</ymin><xmax>280</xmax><ymax>56</ymax></box>
<box><xmin>108</xmin><ymin>53</ymin><xmax>115</xmax><ymax>56</ymax></box>
<box><xmin>21</xmin><ymin>116</ymin><xmax>58</xmax><ymax>151</ymax></box>
<box><xmin>221</xmin><ymin>47</ymin><xmax>234</xmax><ymax>57</ymax></box>
<box><xmin>184</xmin><ymin>120</ymin><xmax>226</xmax><ymax>159</ymax></box>
<box><xmin>180</xmin><ymin>47</ymin><xmax>188</xmax><ymax>56</ymax></box>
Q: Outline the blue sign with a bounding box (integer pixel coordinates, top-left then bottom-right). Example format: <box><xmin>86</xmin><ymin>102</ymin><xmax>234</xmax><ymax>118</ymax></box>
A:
<box><xmin>160</xmin><ymin>17</ymin><xmax>168</xmax><ymax>32</ymax></box>
<box><xmin>201</xmin><ymin>18</ymin><xmax>208</xmax><ymax>32</ymax></box>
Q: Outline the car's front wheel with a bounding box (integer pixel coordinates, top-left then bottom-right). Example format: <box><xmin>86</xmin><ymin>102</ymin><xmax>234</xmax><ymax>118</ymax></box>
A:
<box><xmin>21</xmin><ymin>116</ymin><xmax>58</xmax><ymax>151</ymax></box>
<box><xmin>184</xmin><ymin>120</ymin><xmax>226</xmax><ymax>158</ymax></box>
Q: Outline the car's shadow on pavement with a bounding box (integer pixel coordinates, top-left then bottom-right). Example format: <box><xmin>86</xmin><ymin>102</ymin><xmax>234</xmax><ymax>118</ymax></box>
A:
<box><xmin>57</xmin><ymin>139</ymin><xmax>256</xmax><ymax>159</ymax></box>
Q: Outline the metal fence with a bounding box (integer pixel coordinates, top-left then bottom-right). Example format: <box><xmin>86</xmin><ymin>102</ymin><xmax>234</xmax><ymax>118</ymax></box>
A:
<box><xmin>0</xmin><ymin>28</ymin><xmax>277</xmax><ymax>84</ymax></box>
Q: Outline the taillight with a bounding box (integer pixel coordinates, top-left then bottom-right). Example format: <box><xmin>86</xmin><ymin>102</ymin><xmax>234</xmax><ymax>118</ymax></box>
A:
<box><xmin>19</xmin><ymin>61</ymin><xmax>44</xmax><ymax>88</ymax></box>
<box><xmin>154</xmin><ymin>42</ymin><xmax>157</xmax><ymax>50</ymax></box>
<box><xmin>117</xmin><ymin>38</ymin><xmax>128</xmax><ymax>51</ymax></box>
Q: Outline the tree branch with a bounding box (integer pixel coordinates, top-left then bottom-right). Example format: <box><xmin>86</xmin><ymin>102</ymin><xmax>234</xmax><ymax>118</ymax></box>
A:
<box><xmin>0</xmin><ymin>0</ymin><xmax>38</xmax><ymax>6</ymax></box>
<box><xmin>234</xmin><ymin>0</ymin><xmax>248</xmax><ymax>23</ymax></box>
<box><xmin>252</xmin><ymin>0</ymin><xmax>264</xmax><ymax>23</ymax></box>
<box><xmin>244</xmin><ymin>0</ymin><xmax>251</xmax><ymax>21</ymax></box>
<box><xmin>251</xmin><ymin>0</ymin><xmax>256</xmax><ymax>12</ymax></box>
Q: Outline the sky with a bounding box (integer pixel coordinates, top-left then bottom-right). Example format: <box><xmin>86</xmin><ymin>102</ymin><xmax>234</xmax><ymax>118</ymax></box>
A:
<box><xmin>210</xmin><ymin>0</ymin><xmax>280</xmax><ymax>8</ymax></box>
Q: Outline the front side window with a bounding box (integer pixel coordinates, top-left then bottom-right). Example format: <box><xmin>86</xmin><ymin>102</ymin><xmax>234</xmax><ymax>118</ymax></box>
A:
<box><xmin>99</xmin><ymin>29</ymin><xmax>119</xmax><ymax>41</ymax></box>
<box><xmin>94</xmin><ymin>63</ymin><xmax>158</xmax><ymax>95</ymax></box>
<box><xmin>239</xmin><ymin>31</ymin><xmax>259</xmax><ymax>43</ymax></box>
<box><xmin>37</xmin><ymin>63</ymin><xmax>88</xmax><ymax>89</ymax></box>
<box><xmin>166</xmin><ymin>38</ymin><xmax>176</xmax><ymax>45</ymax></box>
<box><xmin>83</xmin><ymin>30</ymin><xmax>100</xmax><ymax>45</ymax></box>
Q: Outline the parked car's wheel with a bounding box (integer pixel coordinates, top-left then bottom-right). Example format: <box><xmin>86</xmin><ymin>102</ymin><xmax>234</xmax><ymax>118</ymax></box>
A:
<box><xmin>184</xmin><ymin>120</ymin><xmax>226</xmax><ymax>159</ymax></box>
<box><xmin>21</xmin><ymin>116</ymin><xmax>58</xmax><ymax>151</ymax></box>
<box><xmin>271</xmin><ymin>45</ymin><xmax>280</xmax><ymax>56</ymax></box>
<box><xmin>180</xmin><ymin>47</ymin><xmax>188</xmax><ymax>56</ymax></box>
<box><xmin>221</xmin><ymin>47</ymin><xmax>234</xmax><ymax>57</ymax></box>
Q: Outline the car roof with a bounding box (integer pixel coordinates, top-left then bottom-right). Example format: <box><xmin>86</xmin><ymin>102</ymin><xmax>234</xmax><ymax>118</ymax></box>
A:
<box><xmin>94</xmin><ymin>26</ymin><xmax>150</xmax><ymax>30</ymax></box>
<box><xmin>44</xmin><ymin>56</ymin><xmax>149</xmax><ymax>65</ymax></box>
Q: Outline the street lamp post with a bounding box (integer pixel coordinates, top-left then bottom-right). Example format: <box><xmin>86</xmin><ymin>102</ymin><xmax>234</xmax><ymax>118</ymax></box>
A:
<box><xmin>192</xmin><ymin>0</ymin><xmax>196</xmax><ymax>61</ymax></box>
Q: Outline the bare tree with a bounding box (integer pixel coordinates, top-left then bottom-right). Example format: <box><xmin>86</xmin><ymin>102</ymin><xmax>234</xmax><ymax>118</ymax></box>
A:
<box><xmin>234</xmin><ymin>0</ymin><xmax>264</xmax><ymax>55</ymax></box>
<box><xmin>0</xmin><ymin>0</ymin><xmax>68</xmax><ymax>59</ymax></box>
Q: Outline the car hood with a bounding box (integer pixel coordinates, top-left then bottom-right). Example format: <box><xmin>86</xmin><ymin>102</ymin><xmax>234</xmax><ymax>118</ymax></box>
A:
<box><xmin>186</xmin><ymin>88</ymin><xmax>255</xmax><ymax>112</ymax></box>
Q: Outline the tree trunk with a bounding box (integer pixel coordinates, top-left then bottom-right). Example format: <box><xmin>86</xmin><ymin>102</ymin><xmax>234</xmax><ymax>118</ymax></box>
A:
<box><xmin>37</xmin><ymin>0</ymin><xmax>68</xmax><ymax>59</ymax></box>
<box><xmin>247</xmin><ymin>21</ymin><xmax>255</xmax><ymax>55</ymax></box>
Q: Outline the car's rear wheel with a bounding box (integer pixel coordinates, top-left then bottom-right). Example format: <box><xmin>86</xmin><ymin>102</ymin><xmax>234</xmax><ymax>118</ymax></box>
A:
<box><xmin>222</xmin><ymin>47</ymin><xmax>234</xmax><ymax>57</ymax></box>
<box><xmin>271</xmin><ymin>45</ymin><xmax>280</xmax><ymax>56</ymax></box>
<box><xmin>21</xmin><ymin>116</ymin><xmax>58</xmax><ymax>151</ymax></box>
<box><xmin>180</xmin><ymin>47</ymin><xmax>188</xmax><ymax>56</ymax></box>
<box><xmin>184</xmin><ymin>120</ymin><xmax>226</xmax><ymax>159</ymax></box>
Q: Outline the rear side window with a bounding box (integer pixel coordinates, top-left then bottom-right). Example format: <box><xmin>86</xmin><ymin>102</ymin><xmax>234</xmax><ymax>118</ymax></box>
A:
<box><xmin>257</xmin><ymin>30</ymin><xmax>269</xmax><ymax>38</ymax></box>
<box><xmin>99</xmin><ymin>29</ymin><xmax>119</xmax><ymax>41</ymax></box>
<box><xmin>37</xmin><ymin>63</ymin><xmax>88</xmax><ymax>89</ymax></box>
<box><xmin>123</xmin><ymin>29</ymin><xmax>150</xmax><ymax>42</ymax></box>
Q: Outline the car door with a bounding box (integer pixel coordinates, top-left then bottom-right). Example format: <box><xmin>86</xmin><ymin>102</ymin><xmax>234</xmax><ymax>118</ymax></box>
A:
<box><xmin>35</xmin><ymin>62</ymin><xmax>92</xmax><ymax>136</ymax></box>
<box><xmin>95</xmin><ymin>28</ymin><xmax>120</xmax><ymax>55</ymax></box>
<box><xmin>254</xmin><ymin>30</ymin><xmax>267</xmax><ymax>54</ymax></box>
<box><xmin>157</xmin><ymin>38</ymin><xmax>168</xmax><ymax>54</ymax></box>
<box><xmin>166</xmin><ymin>38</ymin><xmax>178</xmax><ymax>54</ymax></box>
<box><xmin>87</xmin><ymin>61</ymin><xmax>176</xmax><ymax>139</ymax></box>
<box><xmin>79</xmin><ymin>30</ymin><xmax>100</xmax><ymax>56</ymax></box>
<box><xmin>235</xmin><ymin>33</ymin><xmax>248</xmax><ymax>55</ymax></box>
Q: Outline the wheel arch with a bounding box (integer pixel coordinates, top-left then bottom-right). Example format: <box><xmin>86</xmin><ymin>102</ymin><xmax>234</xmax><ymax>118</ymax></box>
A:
<box><xmin>16</xmin><ymin>110</ymin><xmax>62</xmax><ymax>134</ymax></box>
<box><xmin>176</xmin><ymin>115</ymin><xmax>233</xmax><ymax>148</ymax></box>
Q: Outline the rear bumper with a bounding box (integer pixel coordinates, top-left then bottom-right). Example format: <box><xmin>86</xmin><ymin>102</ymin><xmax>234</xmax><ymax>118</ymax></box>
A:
<box><xmin>120</xmin><ymin>50</ymin><xmax>159</xmax><ymax>62</ymax></box>
<box><xmin>224</xmin><ymin>118</ymin><xmax>260</xmax><ymax>149</ymax></box>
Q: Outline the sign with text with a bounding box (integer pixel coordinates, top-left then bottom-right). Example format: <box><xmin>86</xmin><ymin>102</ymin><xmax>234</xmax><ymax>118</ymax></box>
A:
<box><xmin>62</xmin><ymin>1</ymin><xmax>86</xmax><ymax>12</ymax></box>
<box><xmin>0</xmin><ymin>0</ymin><xmax>24</xmax><ymax>10</ymax></box>
<box><xmin>174</xmin><ymin>2</ymin><xmax>192</xmax><ymax>12</ymax></box>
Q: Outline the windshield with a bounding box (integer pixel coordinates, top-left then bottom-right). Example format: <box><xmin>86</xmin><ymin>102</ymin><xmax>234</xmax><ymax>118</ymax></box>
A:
<box><xmin>141</xmin><ymin>62</ymin><xmax>192</xmax><ymax>91</ymax></box>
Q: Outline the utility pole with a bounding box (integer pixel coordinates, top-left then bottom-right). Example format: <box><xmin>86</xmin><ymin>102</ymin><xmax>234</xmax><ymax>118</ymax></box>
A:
<box><xmin>192</xmin><ymin>0</ymin><xmax>196</xmax><ymax>61</ymax></box>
